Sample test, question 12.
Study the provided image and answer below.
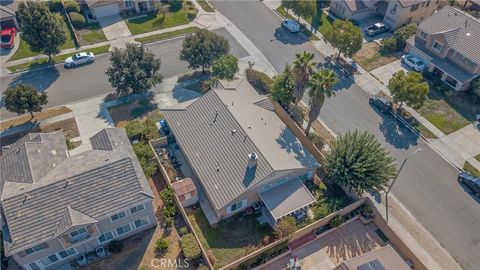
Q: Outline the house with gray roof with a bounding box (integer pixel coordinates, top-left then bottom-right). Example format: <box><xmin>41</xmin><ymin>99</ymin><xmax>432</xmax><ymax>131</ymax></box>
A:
<box><xmin>162</xmin><ymin>79</ymin><xmax>319</xmax><ymax>225</ymax></box>
<box><xmin>405</xmin><ymin>5</ymin><xmax>480</xmax><ymax>90</ymax></box>
<box><xmin>0</xmin><ymin>128</ymin><xmax>156</xmax><ymax>270</ymax></box>
<box><xmin>329</xmin><ymin>0</ymin><xmax>439</xmax><ymax>30</ymax></box>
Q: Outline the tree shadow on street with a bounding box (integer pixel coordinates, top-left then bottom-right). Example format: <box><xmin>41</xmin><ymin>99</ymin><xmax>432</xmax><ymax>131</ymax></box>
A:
<box><xmin>374</xmin><ymin>106</ymin><xmax>419</xmax><ymax>150</ymax></box>
<box><xmin>273</xmin><ymin>27</ymin><xmax>307</xmax><ymax>46</ymax></box>
<box><xmin>7</xmin><ymin>65</ymin><xmax>60</xmax><ymax>92</ymax></box>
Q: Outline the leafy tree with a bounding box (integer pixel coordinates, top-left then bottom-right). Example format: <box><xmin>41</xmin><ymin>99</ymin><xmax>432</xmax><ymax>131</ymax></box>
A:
<box><xmin>380</xmin><ymin>37</ymin><xmax>397</xmax><ymax>54</ymax></box>
<box><xmin>292</xmin><ymin>51</ymin><xmax>315</xmax><ymax>105</ymax></box>
<box><xmin>106</xmin><ymin>43</ymin><xmax>162</xmax><ymax>95</ymax></box>
<box><xmin>180</xmin><ymin>29</ymin><xmax>230</xmax><ymax>72</ymax></box>
<box><xmin>393</xmin><ymin>24</ymin><xmax>416</xmax><ymax>50</ymax></box>
<box><xmin>181</xmin><ymin>233</ymin><xmax>201</xmax><ymax>260</ymax></box>
<box><xmin>388</xmin><ymin>70</ymin><xmax>429</xmax><ymax>109</ymax></box>
<box><xmin>2</xmin><ymin>84</ymin><xmax>48</xmax><ymax>118</ymax></box>
<box><xmin>324</xmin><ymin>20</ymin><xmax>362</xmax><ymax>60</ymax></box>
<box><xmin>290</xmin><ymin>0</ymin><xmax>316</xmax><ymax>20</ymax></box>
<box><xmin>17</xmin><ymin>1</ymin><xmax>66</xmax><ymax>61</ymax></box>
<box><xmin>471</xmin><ymin>76</ymin><xmax>480</xmax><ymax>101</ymax></box>
<box><xmin>132</xmin><ymin>142</ymin><xmax>158</xmax><ymax>178</ymax></box>
<box><xmin>305</xmin><ymin>69</ymin><xmax>337</xmax><ymax>135</ymax></box>
<box><xmin>274</xmin><ymin>216</ymin><xmax>296</xmax><ymax>238</ymax></box>
<box><xmin>271</xmin><ymin>64</ymin><xmax>296</xmax><ymax>108</ymax></box>
<box><xmin>326</xmin><ymin>130</ymin><xmax>397</xmax><ymax>194</ymax></box>
<box><xmin>212</xmin><ymin>54</ymin><xmax>238</xmax><ymax>81</ymax></box>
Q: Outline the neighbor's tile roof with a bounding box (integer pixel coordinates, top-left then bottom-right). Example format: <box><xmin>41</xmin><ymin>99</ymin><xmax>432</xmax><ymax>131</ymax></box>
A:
<box><xmin>344</xmin><ymin>0</ymin><xmax>368</xmax><ymax>12</ymax></box>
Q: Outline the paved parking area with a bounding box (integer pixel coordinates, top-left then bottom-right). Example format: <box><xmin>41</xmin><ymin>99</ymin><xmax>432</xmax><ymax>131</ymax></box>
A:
<box><xmin>261</xmin><ymin>219</ymin><xmax>387</xmax><ymax>270</ymax></box>
<box><xmin>98</xmin><ymin>15</ymin><xmax>131</xmax><ymax>40</ymax></box>
<box><xmin>356</xmin><ymin>17</ymin><xmax>394</xmax><ymax>43</ymax></box>
<box><xmin>370</xmin><ymin>59</ymin><xmax>409</xmax><ymax>86</ymax></box>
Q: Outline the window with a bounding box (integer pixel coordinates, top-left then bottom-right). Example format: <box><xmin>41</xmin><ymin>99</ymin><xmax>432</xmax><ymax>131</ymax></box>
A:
<box><xmin>134</xmin><ymin>217</ymin><xmax>149</xmax><ymax>229</ymax></box>
<box><xmin>432</xmin><ymin>41</ymin><xmax>443</xmax><ymax>52</ymax></box>
<box><xmin>58</xmin><ymin>248</ymin><xmax>76</xmax><ymax>259</ymax></box>
<box><xmin>184</xmin><ymin>192</ymin><xmax>192</xmax><ymax>200</ymax></box>
<box><xmin>276</xmin><ymin>178</ymin><xmax>288</xmax><ymax>185</ymax></box>
<box><xmin>262</xmin><ymin>183</ymin><xmax>272</xmax><ymax>191</ymax></box>
<box><xmin>39</xmin><ymin>254</ymin><xmax>59</xmax><ymax>266</ymax></box>
<box><xmin>410</xmin><ymin>3</ymin><xmax>419</xmax><ymax>11</ymax></box>
<box><xmin>116</xmin><ymin>224</ymin><xmax>132</xmax><ymax>236</ymax></box>
<box><xmin>419</xmin><ymin>31</ymin><xmax>427</xmax><ymax>39</ymax></box>
<box><xmin>27</xmin><ymin>263</ymin><xmax>41</xmax><ymax>270</ymax></box>
<box><xmin>98</xmin><ymin>231</ymin><xmax>115</xmax><ymax>243</ymax></box>
<box><xmin>24</xmin><ymin>243</ymin><xmax>47</xmax><ymax>255</ymax></box>
<box><xmin>130</xmin><ymin>204</ymin><xmax>145</xmax><ymax>214</ymax></box>
<box><xmin>111</xmin><ymin>211</ymin><xmax>127</xmax><ymax>222</ymax></box>
<box><xmin>230</xmin><ymin>201</ymin><xmax>243</xmax><ymax>212</ymax></box>
<box><xmin>124</xmin><ymin>0</ymin><xmax>133</xmax><ymax>8</ymax></box>
<box><xmin>70</xmin><ymin>227</ymin><xmax>87</xmax><ymax>238</ymax></box>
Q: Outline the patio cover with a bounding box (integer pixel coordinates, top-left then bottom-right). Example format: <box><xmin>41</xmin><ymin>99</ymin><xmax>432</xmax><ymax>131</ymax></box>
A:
<box><xmin>259</xmin><ymin>179</ymin><xmax>316</xmax><ymax>220</ymax></box>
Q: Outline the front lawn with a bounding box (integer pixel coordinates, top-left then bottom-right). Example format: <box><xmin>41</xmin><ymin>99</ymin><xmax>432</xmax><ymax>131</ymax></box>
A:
<box><xmin>353</xmin><ymin>42</ymin><xmax>398</xmax><ymax>71</ymax></box>
<box><xmin>187</xmin><ymin>208</ymin><xmax>272</xmax><ymax>268</ymax></box>
<box><xmin>475</xmin><ymin>154</ymin><xmax>480</xmax><ymax>163</ymax></box>
<box><xmin>75</xmin><ymin>22</ymin><xmax>107</xmax><ymax>46</ymax></box>
<box><xmin>8</xmin><ymin>14</ymin><xmax>76</xmax><ymax>62</ymax></box>
<box><xmin>125</xmin><ymin>4</ymin><xmax>197</xmax><ymax>35</ymax></box>
<box><xmin>7</xmin><ymin>45</ymin><xmax>110</xmax><ymax>72</ymax></box>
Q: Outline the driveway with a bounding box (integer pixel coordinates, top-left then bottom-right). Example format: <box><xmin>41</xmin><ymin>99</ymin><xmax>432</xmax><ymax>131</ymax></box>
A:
<box><xmin>356</xmin><ymin>17</ymin><xmax>394</xmax><ymax>43</ymax></box>
<box><xmin>370</xmin><ymin>59</ymin><xmax>409</xmax><ymax>86</ymax></box>
<box><xmin>98</xmin><ymin>15</ymin><xmax>131</xmax><ymax>40</ymax></box>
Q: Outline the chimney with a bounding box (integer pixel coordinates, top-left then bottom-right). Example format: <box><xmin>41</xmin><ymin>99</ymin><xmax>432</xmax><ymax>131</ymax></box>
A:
<box><xmin>247</xmin><ymin>152</ymin><xmax>258</xmax><ymax>168</ymax></box>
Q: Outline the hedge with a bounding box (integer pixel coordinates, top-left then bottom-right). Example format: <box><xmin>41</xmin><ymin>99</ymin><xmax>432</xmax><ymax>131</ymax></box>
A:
<box><xmin>180</xmin><ymin>233</ymin><xmax>201</xmax><ymax>260</ymax></box>
<box><xmin>69</xmin><ymin>12</ymin><xmax>86</xmax><ymax>28</ymax></box>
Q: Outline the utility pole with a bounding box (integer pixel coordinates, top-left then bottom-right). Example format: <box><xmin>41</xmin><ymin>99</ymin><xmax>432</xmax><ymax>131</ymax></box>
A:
<box><xmin>385</xmin><ymin>148</ymin><xmax>422</xmax><ymax>222</ymax></box>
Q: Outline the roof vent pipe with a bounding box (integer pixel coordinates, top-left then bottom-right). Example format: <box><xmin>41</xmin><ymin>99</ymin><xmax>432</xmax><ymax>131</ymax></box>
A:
<box><xmin>248</xmin><ymin>152</ymin><xmax>258</xmax><ymax>168</ymax></box>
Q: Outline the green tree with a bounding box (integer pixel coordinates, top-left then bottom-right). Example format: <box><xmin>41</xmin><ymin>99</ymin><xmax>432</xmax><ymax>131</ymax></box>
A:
<box><xmin>17</xmin><ymin>1</ymin><xmax>66</xmax><ymax>61</ymax></box>
<box><xmin>180</xmin><ymin>29</ymin><xmax>230</xmax><ymax>72</ymax></box>
<box><xmin>324</xmin><ymin>20</ymin><xmax>362</xmax><ymax>60</ymax></box>
<box><xmin>292</xmin><ymin>51</ymin><xmax>315</xmax><ymax>105</ymax></box>
<box><xmin>388</xmin><ymin>70</ymin><xmax>429</xmax><ymax>109</ymax></box>
<box><xmin>305</xmin><ymin>69</ymin><xmax>337</xmax><ymax>135</ymax></box>
<box><xmin>274</xmin><ymin>216</ymin><xmax>296</xmax><ymax>238</ymax></box>
<box><xmin>212</xmin><ymin>54</ymin><xmax>238</xmax><ymax>81</ymax></box>
<box><xmin>380</xmin><ymin>37</ymin><xmax>397</xmax><ymax>54</ymax></box>
<box><xmin>2</xmin><ymin>84</ymin><xmax>48</xmax><ymax>118</ymax></box>
<box><xmin>106</xmin><ymin>43</ymin><xmax>162</xmax><ymax>95</ymax></box>
<box><xmin>271</xmin><ymin>64</ymin><xmax>296</xmax><ymax>108</ymax></box>
<box><xmin>282</xmin><ymin>0</ymin><xmax>316</xmax><ymax>20</ymax></box>
<box><xmin>393</xmin><ymin>24</ymin><xmax>416</xmax><ymax>50</ymax></box>
<box><xmin>326</xmin><ymin>130</ymin><xmax>397</xmax><ymax>194</ymax></box>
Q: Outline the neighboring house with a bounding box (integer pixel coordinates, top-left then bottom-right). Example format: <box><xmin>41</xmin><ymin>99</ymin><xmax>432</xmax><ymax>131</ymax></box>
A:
<box><xmin>172</xmin><ymin>178</ymin><xmax>198</xmax><ymax>207</ymax></box>
<box><xmin>0</xmin><ymin>128</ymin><xmax>156</xmax><ymax>270</ymax></box>
<box><xmin>329</xmin><ymin>0</ymin><xmax>440</xmax><ymax>30</ymax></box>
<box><xmin>162</xmin><ymin>79</ymin><xmax>319</xmax><ymax>225</ymax></box>
<box><xmin>405</xmin><ymin>5</ymin><xmax>480</xmax><ymax>90</ymax></box>
<box><xmin>334</xmin><ymin>245</ymin><xmax>411</xmax><ymax>270</ymax></box>
<box><xmin>85</xmin><ymin>0</ymin><xmax>158</xmax><ymax>19</ymax></box>
<box><xmin>0</xmin><ymin>5</ymin><xmax>18</xmax><ymax>28</ymax></box>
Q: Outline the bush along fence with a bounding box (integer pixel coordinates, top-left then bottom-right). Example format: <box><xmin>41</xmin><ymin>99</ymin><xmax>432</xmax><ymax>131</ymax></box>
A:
<box><xmin>61</xmin><ymin>0</ymin><xmax>80</xmax><ymax>48</ymax></box>
<box><xmin>149</xmin><ymin>139</ymin><xmax>215</xmax><ymax>270</ymax></box>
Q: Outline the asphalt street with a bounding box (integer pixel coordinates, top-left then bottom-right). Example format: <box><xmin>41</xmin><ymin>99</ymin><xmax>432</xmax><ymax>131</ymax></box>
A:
<box><xmin>211</xmin><ymin>1</ymin><xmax>480</xmax><ymax>269</ymax></box>
<box><xmin>0</xmin><ymin>28</ymin><xmax>248</xmax><ymax>120</ymax></box>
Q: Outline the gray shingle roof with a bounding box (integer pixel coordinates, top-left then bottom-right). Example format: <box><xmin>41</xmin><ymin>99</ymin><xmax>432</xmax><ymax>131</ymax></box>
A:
<box><xmin>1</xmin><ymin>128</ymin><xmax>153</xmax><ymax>255</ymax></box>
<box><xmin>345</xmin><ymin>0</ymin><xmax>368</xmax><ymax>12</ymax></box>
<box><xmin>418</xmin><ymin>5</ymin><xmax>480</xmax><ymax>64</ymax></box>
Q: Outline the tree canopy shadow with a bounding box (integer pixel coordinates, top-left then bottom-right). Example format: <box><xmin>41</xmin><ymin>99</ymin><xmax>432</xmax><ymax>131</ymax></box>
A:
<box><xmin>7</xmin><ymin>65</ymin><xmax>60</xmax><ymax>92</ymax></box>
<box><xmin>273</xmin><ymin>27</ymin><xmax>308</xmax><ymax>46</ymax></box>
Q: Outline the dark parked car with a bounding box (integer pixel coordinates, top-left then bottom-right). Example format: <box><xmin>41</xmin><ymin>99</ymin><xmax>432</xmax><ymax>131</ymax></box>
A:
<box><xmin>364</xmin><ymin>23</ymin><xmax>390</xmax><ymax>36</ymax></box>
<box><xmin>458</xmin><ymin>172</ymin><xmax>480</xmax><ymax>197</ymax></box>
<box><xmin>369</xmin><ymin>95</ymin><xmax>392</xmax><ymax>112</ymax></box>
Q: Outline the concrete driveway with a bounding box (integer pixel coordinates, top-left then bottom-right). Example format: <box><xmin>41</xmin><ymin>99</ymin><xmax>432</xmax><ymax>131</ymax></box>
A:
<box><xmin>98</xmin><ymin>15</ymin><xmax>131</xmax><ymax>40</ymax></box>
<box><xmin>370</xmin><ymin>59</ymin><xmax>409</xmax><ymax>86</ymax></box>
<box><xmin>356</xmin><ymin>17</ymin><xmax>394</xmax><ymax>43</ymax></box>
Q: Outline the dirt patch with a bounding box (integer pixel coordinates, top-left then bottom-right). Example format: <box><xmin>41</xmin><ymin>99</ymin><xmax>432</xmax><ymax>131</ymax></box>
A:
<box><xmin>353</xmin><ymin>42</ymin><xmax>398</xmax><ymax>72</ymax></box>
<box><xmin>108</xmin><ymin>99</ymin><xmax>162</xmax><ymax>128</ymax></box>
<box><xmin>297</xmin><ymin>103</ymin><xmax>336</xmax><ymax>146</ymax></box>
<box><xmin>0</xmin><ymin>106</ymin><xmax>71</xmax><ymax>131</ymax></box>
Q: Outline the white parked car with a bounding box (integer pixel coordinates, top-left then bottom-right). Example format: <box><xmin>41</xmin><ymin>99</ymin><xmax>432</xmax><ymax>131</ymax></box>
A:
<box><xmin>64</xmin><ymin>52</ymin><xmax>95</xmax><ymax>67</ymax></box>
<box><xmin>401</xmin><ymin>54</ymin><xmax>425</xmax><ymax>72</ymax></box>
<box><xmin>282</xmin><ymin>19</ymin><xmax>300</xmax><ymax>33</ymax></box>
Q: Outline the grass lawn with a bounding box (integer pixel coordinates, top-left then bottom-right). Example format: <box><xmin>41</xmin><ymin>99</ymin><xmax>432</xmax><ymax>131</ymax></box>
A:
<box><xmin>125</xmin><ymin>5</ymin><xmax>196</xmax><ymax>35</ymax></box>
<box><xmin>7</xmin><ymin>45</ymin><xmax>110</xmax><ymax>72</ymax></box>
<box><xmin>9</xmin><ymin>14</ymin><xmax>76</xmax><ymax>62</ymax></box>
<box><xmin>197</xmin><ymin>0</ymin><xmax>214</xmax><ymax>12</ymax></box>
<box><xmin>75</xmin><ymin>22</ymin><xmax>107</xmax><ymax>46</ymax></box>
<box><xmin>275</xmin><ymin>6</ymin><xmax>320</xmax><ymax>41</ymax></box>
<box><xmin>135</xmin><ymin>26</ymin><xmax>200</xmax><ymax>44</ymax></box>
<box><xmin>353</xmin><ymin>42</ymin><xmax>398</xmax><ymax>71</ymax></box>
<box><xmin>187</xmin><ymin>208</ymin><xmax>272</xmax><ymax>268</ymax></box>
<box><xmin>464</xmin><ymin>161</ymin><xmax>480</xmax><ymax>177</ymax></box>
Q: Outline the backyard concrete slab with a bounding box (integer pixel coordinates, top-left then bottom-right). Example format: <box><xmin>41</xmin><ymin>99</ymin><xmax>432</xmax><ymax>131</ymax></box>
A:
<box><xmin>98</xmin><ymin>15</ymin><xmax>131</xmax><ymax>40</ymax></box>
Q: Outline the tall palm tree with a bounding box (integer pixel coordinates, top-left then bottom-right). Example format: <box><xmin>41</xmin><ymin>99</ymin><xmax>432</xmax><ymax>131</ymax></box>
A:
<box><xmin>305</xmin><ymin>69</ymin><xmax>337</xmax><ymax>135</ymax></box>
<box><xmin>292</xmin><ymin>51</ymin><xmax>315</xmax><ymax>105</ymax></box>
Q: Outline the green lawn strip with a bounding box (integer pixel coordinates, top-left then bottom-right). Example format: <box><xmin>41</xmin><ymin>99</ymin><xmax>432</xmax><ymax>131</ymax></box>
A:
<box><xmin>275</xmin><ymin>6</ymin><xmax>320</xmax><ymax>41</ymax></box>
<box><xmin>135</xmin><ymin>26</ymin><xmax>200</xmax><ymax>44</ymax></box>
<box><xmin>8</xmin><ymin>14</ymin><xmax>76</xmax><ymax>62</ymax></box>
<box><xmin>125</xmin><ymin>8</ymin><xmax>193</xmax><ymax>35</ymax></box>
<box><xmin>413</xmin><ymin>122</ymin><xmax>438</xmax><ymax>139</ymax></box>
<box><xmin>475</xmin><ymin>154</ymin><xmax>480</xmax><ymax>163</ymax></box>
<box><xmin>7</xmin><ymin>45</ymin><xmax>110</xmax><ymax>72</ymax></box>
<box><xmin>463</xmin><ymin>161</ymin><xmax>480</xmax><ymax>177</ymax></box>
<box><xmin>76</xmin><ymin>22</ymin><xmax>107</xmax><ymax>46</ymax></box>
<box><xmin>197</xmin><ymin>0</ymin><xmax>214</xmax><ymax>12</ymax></box>
<box><xmin>187</xmin><ymin>209</ymin><xmax>271</xmax><ymax>268</ymax></box>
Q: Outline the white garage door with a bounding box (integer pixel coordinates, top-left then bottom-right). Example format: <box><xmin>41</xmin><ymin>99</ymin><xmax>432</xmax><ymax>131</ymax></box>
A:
<box><xmin>94</xmin><ymin>4</ymin><xmax>120</xmax><ymax>18</ymax></box>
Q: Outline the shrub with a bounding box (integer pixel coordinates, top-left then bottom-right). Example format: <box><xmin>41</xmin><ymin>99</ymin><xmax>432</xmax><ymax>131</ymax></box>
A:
<box><xmin>48</xmin><ymin>0</ymin><xmax>63</xmax><ymax>12</ymax></box>
<box><xmin>69</xmin><ymin>12</ymin><xmax>86</xmax><ymax>28</ymax></box>
<box><xmin>245</xmin><ymin>66</ymin><xmax>273</xmax><ymax>94</ymax></box>
<box><xmin>160</xmin><ymin>188</ymin><xmax>175</xmax><ymax>206</ymax></box>
<box><xmin>179</xmin><ymin>226</ymin><xmax>189</xmax><ymax>236</ymax></box>
<box><xmin>169</xmin><ymin>0</ymin><xmax>183</xmax><ymax>11</ymax></box>
<box><xmin>108</xmin><ymin>240</ymin><xmax>123</xmax><ymax>253</ymax></box>
<box><xmin>309</xmin><ymin>132</ymin><xmax>324</xmax><ymax>151</ymax></box>
<box><xmin>380</xmin><ymin>37</ymin><xmax>397</xmax><ymax>55</ymax></box>
<box><xmin>164</xmin><ymin>216</ymin><xmax>174</xmax><ymax>228</ymax></box>
<box><xmin>198</xmin><ymin>264</ymin><xmax>210</xmax><ymax>270</ymax></box>
<box><xmin>313</xmin><ymin>204</ymin><xmax>329</xmax><ymax>219</ymax></box>
<box><xmin>163</xmin><ymin>205</ymin><xmax>177</xmax><ymax>218</ymax></box>
<box><xmin>64</xmin><ymin>0</ymin><xmax>80</xmax><ymax>13</ymax></box>
<box><xmin>155</xmin><ymin>237</ymin><xmax>169</xmax><ymax>251</ymax></box>
<box><xmin>393</xmin><ymin>23</ymin><xmax>416</xmax><ymax>50</ymax></box>
<box><xmin>274</xmin><ymin>216</ymin><xmax>296</xmax><ymax>238</ymax></box>
<box><xmin>330</xmin><ymin>215</ymin><xmax>345</xmax><ymax>227</ymax></box>
<box><xmin>187</xmin><ymin>9</ymin><xmax>197</xmax><ymax>20</ymax></box>
<box><xmin>262</xmin><ymin>235</ymin><xmax>271</xmax><ymax>245</ymax></box>
<box><xmin>207</xmin><ymin>249</ymin><xmax>216</xmax><ymax>266</ymax></box>
<box><xmin>181</xmin><ymin>233</ymin><xmax>201</xmax><ymax>260</ymax></box>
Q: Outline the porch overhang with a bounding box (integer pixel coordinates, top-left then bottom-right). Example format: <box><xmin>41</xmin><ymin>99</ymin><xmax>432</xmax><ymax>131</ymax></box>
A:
<box><xmin>259</xmin><ymin>179</ymin><xmax>316</xmax><ymax>220</ymax></box>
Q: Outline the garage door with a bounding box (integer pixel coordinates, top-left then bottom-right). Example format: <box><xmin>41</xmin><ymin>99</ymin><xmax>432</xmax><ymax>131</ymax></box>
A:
<box><xmin>94</xmin><ymin>4</ymin><xmax>120</xmax><ymax>18</ymax></box>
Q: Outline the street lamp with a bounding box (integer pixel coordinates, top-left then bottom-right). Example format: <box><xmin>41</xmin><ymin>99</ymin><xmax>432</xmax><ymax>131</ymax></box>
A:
<box><xmin>385</xmin><ymin>148</ymin><xmax>422</xmax><ymax>222</ymax></box>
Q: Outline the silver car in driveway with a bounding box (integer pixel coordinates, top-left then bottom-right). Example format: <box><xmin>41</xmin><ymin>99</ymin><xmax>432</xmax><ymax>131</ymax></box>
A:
<box><xmin>401</xmin><ymin>54</ymin><xmax>425</xmax><ymax>72</ymax></box>
<box><xmin>64</xmin><ymin>52</ymin><xmax>95</xmax><ymax>68</ymax></box>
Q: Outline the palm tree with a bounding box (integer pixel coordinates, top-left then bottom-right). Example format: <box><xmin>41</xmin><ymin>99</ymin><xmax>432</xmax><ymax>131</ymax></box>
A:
<box><xmin>305</xmin><ymin>69</ymin><xmax>337</xmax><ymax>135</ymax></box>
<box><xmin>292</xmin><ymin>51</ymin><xmax>315</xmax><ymax>105</ymax></box>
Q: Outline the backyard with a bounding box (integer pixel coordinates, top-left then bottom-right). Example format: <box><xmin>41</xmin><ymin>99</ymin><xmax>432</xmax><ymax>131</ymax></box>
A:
<box><xmin>353</xmin><ymin>42</ymin><xmax>398</xmax><ymax>71</ymax></box>
<box><xmin>125</xmin><ymin>2</ymin><xmax>197</xmax><ymax>35</ymax></box>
